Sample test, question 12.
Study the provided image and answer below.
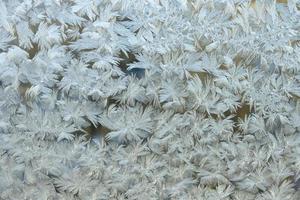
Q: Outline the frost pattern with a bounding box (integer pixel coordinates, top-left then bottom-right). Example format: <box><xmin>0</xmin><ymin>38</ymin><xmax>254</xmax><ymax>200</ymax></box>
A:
<box><xmin>0</xmin><ymin>0</ymin><xmax>300</xmax><ymax>199</ymax></box>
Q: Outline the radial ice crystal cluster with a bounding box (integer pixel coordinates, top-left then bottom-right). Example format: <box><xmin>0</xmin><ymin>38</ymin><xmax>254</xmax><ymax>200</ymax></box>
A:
<box><xmin>0</xmin><ymin>0</ymin><xmax>300</xmax><ymax>199</ymax></box>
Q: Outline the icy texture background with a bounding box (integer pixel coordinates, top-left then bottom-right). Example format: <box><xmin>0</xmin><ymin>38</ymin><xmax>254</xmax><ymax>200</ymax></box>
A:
<box><xmin>0</xmin><ymin>0</ymin><xmax>300</xmax><ymax>199</ymax></box>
